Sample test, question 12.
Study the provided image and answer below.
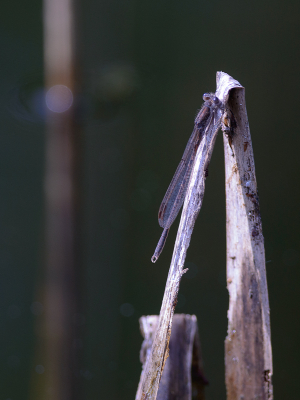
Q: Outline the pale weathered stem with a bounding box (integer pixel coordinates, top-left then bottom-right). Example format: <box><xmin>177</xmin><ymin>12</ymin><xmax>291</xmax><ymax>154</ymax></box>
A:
<box><xmin>136</xmin><ymin>72</ymin><xmax>273</xmax><ymax>400</ymax></box>
<box><xmin>136</xmin><ymin>78</ymin><xmax>223</xmax><ymax>400</ymax></box>
<box><xmin>219</xmin><ymin>72</ymin><xmax>273</xmax><ymax>399</ymax></box>
<box><xmin>136</xmin><ymin>315</ymin><xmax>207</xmax><ymax>400</ymax></box>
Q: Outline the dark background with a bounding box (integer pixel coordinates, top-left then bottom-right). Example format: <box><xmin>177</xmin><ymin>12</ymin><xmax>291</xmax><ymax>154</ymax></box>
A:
<box><xmin>2</xmin><ymin>0</ymin><xmax>300</xmax><ymax>399</ymax></box>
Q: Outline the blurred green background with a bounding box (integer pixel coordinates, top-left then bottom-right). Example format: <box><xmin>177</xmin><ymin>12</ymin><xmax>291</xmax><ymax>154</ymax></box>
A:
<box><xmin>2</xmin><ymin>0</ymin><xmax>300</xmax><ymax>399</ymax></box>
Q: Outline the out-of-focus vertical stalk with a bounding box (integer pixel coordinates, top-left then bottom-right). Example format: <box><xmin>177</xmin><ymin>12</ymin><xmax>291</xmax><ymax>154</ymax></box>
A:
<box><xmin>42</xmin><ymin>0</ymin><xmax>82</xmax><ymax>398</ymax></box>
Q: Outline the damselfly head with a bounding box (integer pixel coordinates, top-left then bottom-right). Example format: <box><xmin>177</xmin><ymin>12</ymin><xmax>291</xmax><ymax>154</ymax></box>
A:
<box><xmin>203</xmin><ymin>93</ymin><xmax>220</xmax><ymax>106</ymax></box>
<box><xmin>202</xmin><ymin>93</ymin><xmax>212</xmax><ymax>102</ymax></box>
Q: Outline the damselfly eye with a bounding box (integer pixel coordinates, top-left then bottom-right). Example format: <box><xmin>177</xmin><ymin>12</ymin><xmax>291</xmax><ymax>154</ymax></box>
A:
<box><xmin>202</xmin><ymin>93</ymin><xmax>211</xmax><ymax>101</ymax></box>
<box><xmin>213</xmin><ymin>96</ymin><xmax>220</xmax><ymax>104</ymax></box>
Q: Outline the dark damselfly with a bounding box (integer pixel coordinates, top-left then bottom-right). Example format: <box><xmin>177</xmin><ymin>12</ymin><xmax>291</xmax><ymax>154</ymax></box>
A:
<box><xmin>151</xmin><ymin>92</ymin><xmax>224</xmax><ymax>263</ymax></box>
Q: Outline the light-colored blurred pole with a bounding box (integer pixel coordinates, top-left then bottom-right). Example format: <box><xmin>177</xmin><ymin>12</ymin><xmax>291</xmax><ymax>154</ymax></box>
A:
<box><xmin>42</xmin><ymin>0</ymin><xmax>82</xmax><ymax>398</ymax></box>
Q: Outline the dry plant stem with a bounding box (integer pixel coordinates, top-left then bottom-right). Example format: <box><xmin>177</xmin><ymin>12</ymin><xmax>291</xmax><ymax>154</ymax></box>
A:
<box><xmin>136</xmin><ymin>72</ymin><xmax>273</xmax><ymax>400</ymax></box>
<box><xmin>220</xmin><ymin>74</ymin><xmax>273</xmax><ymax>399</ymax></box>
<box><xmin>136</xmin><ymin>315</ymin><xmax>207</xmax><ymax>400</ymax></box>
<box><xmin>136</xmin><ymin>81</ymin><xmax>223</xmax><ymax>400</ymax></box>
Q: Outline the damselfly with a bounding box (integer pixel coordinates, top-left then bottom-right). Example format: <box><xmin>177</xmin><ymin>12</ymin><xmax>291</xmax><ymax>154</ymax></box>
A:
<box><xmin>151</xmin><ymin>93</ymin><xmax>224</xmax><ymax>263</ymax></box>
